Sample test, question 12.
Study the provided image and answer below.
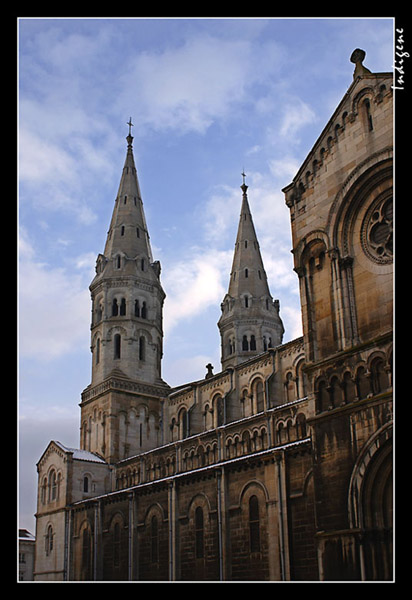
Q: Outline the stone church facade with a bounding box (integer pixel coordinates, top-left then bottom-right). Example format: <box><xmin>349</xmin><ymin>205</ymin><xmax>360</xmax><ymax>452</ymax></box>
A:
<box><xmin>33</xmin><ymin>50</ymin><xmax>393</xmax><ymax>582</ymax></box>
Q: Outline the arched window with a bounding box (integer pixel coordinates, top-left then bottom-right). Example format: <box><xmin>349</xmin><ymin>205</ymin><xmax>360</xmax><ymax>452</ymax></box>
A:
<box><xmin>242</xmin><ymin>430</ymin><xmax>251</xmax><ymax>453</ymax></box>
<box><xmin>356</xmin><ymin>366</ymin><xmax>370</xmax><ymax>399</ymax></box>
<box><xmin>255</xmin><ymin>380</ymin><xmax>264</xmax><ymax>412</ymax></box>
<box><xmin>96</xmin><ymin>302</ymin><xmax>102</xmax><ymax>323</ymax></box>
<box><xmin>120</xmin><ymin>298</ymin><xmax>126</xmax><ymax>316</ymax></box>
<box><xmin>245</xmin><ymin>268</ymin><xmax>248</xmax><ymax>278</ymax></box>
<box><xmin>250</xmin><ymin>335</ymin><xmax>256</xmax><ymax>351</ymax></box>
<box><xmin>180</xmin><ymin>408</ymin><xmax>188</xmax><ymax>439</ymax></box>
<box><xmin>296</xmin><ymin>413</ymin><xmax>307</xmax><ymax>438</ymax></box>
<box><xmin>81</xmin><ymin>527</ymin><xmax>92</xmax><ymax>580</ymax></box>
<box><xmin>215</xmin><ymin>395</ymin><xmax>224</xmax><ymax>427</ymax></box>
<box><xmin>114</xmin><ymin>334</ymin><xmax>121</xmax><ymax>359</ymax></box>
<box><xmin>330</xmin><ymin>376</ymin><xmax>343</xmax><ymax>408</ymax></box>
<box><xmin>83</xmin><ymin>475</ymin><xmax>89</xmax><ymax>493</ymax></box>
<box><xmin>278</xmin><ymin>422</ymin><xmax>287</xmax><ymax>444</ymax></box>
<box><xmin>95</xmin><ymin>338</ymin><xmax>100</xmax><ymax>365</ymax></box>
<box><xmin>286</xmin><ymin>419</ymin><xmax>295</xmax><ymax>442</ymax></box>
<box><xmin>49</xmin><ymin>470</ymin><xmax>57</xmax><ymax>501</ymax></box>
<box><xmin>121</xmin><ymin>225</ymin><xmax>125</xmax><ymax>236</ymax></box>
<box><xmin>364</xmin><ymin>98</ymin><xmax>373</xmax><ymax>131</ymax></box>
<box><xmin>195</xmin><ymin>507</ymin><xmax>204</xmax><ymax>559</ymax></box>
<box><xmin>242</xmin><ymin>335</ymin><xmax>249</xmax><ymax>351</ymax></box>
<box><xmin>139</xmin><ymin>336</ymin><xmax>145</xmax><ymax>361</ymax></box>
<box><xmin>317</xmin><ymin>380</ymin><xmax>329</xmax><ymax>413</ymax></box>
<box><xmin>141</xmin><ymin>301</ymin><xmax>147</xmax><ymax>319</ymax></box>
<box><xmin>141</xmin><ymin>258</ymin><xmax>145</xmax><ymax>271</ymax></box>
<box><xmin>343</xmin><ymin>372</ymin><xmax>356</xmax><ymax>404</ymax></box>
<box><xmin>370</xmin><ymin>357</ymin><xmax>389</xmax><ymax>395</ymax></box>
<box><xmin>45</xmin><ymin>524</ymin><xmax>53</xmax><ymax>556</ymax></box>
<box><xmin>116</xmin><ymin>255</ymin><xmax>121</xmax><ymax>269</ymax></box>
<box><xmin>285</xmin><ymin>372</ymin><xmax>294</xmax><ymax>402</ymax></box>
<box><xmin>296</xmin><ymin>360</ymin><xmax>307</xmax><ymax>399</ymax></box>
<box><xmin>241</xmin><ymin>389</ymin><xmax>248</xmax><ymax>418</ymax></box>
<box><xmin>41</xmin><ymin>477</ymin><xmax>47</xmax><ymax>504</ymax></box>
<box><xmin>113</xmin><ymin>522</ymin><xmax>120</xmax><ymax>567</ymax></box>
<box><xmin>151</xmin><ymin>516</ymin><xmax>159</xmax><ymax>563</ymax></box>
<box><xmin>249</xmin><ymin>495</ymin><xmax>260</xmax><ymax>553</ymax></box>
<box><xmin>134</xmin><ymin>299</ymin><xmax>140</xmax><ymax>317</ymax></box>
<box><xmin>112</xmin><ymin>298</ymin><xmax>119</xmax><ymax>316</ymax></box>
<box><xmin>245</xmin><ymin>296</ymin><xmax>249</xmax><ymax>308</ymax></box>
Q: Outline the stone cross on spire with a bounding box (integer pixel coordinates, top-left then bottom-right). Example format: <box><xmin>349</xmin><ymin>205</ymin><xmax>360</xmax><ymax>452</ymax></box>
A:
<box><xmin>241</xmin><ymin>169</ymin><xmax>248</xmax><ymax>194</ymax></box>
<box><xmin>126</xmin><ymin>117</ymin><xmax>134</xmax><ymax>146</ymax></box>
<box><xmin>127</xmin><ymin>117</ymin><xmax>134</xmax><ymax>135</ymax></box>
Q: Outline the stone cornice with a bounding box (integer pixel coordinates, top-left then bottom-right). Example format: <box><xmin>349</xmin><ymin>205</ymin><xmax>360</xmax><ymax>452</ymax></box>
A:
<box><xmin>81</xmin><ymin>375</ymin><xmax>170</xmax><ymax>405</ymax></box>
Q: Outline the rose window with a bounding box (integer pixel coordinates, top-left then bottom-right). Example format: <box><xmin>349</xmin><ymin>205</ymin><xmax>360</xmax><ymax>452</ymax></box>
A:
<box><xmin>362</xmin><ymin>196</ymin><xmax>393</xmax><ymax>264</ymax></box>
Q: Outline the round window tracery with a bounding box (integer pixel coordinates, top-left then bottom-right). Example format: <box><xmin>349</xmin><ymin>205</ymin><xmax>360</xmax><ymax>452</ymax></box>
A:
<box><xmin>361</xmin><ymin>196</ymin><xmax>393</xmax><ymax>264</ymax></box>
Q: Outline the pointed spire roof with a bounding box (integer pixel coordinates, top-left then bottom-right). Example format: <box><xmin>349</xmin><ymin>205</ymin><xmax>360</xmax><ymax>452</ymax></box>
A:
<box><xmin>103</xmin><ymin>120</ymin><xmax>153</xmax><ymax>263</ymax></box>
<box><xmin>218</xmin><ymin>174</ymin><xmax>284</xmax><ymax>369</ymax></box>
<box><xmin>227</xmin><ymin>176</ymin><xmax>271</xmax><ymax>300</ymax></box>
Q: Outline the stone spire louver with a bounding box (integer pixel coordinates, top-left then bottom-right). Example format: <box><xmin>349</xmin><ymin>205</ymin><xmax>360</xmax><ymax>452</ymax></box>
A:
<box><xmin>218</xmin><ymin>176</ymin><xmax>284</xmax><ymax>370</ymax></box>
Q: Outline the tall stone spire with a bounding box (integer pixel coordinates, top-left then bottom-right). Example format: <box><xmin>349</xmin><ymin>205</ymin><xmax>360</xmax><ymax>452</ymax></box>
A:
<box><xmin>88</xmin><ymin>121</ymin><xmax>166</xmax><ymax>387</ymax></box>
<box><xmin>103</xmin><ymin>119</ymin><xmax>154</xmax><ymax>265</ymax></box>
<box><xmin>218</xmin><ymin>176</ymin><xmax>284</xmax><ymax>370</ymax></box>
<box><xmin>80</xmin><ymin>121</ymin><xmax>169</xmax><ymax>462</ymax></box>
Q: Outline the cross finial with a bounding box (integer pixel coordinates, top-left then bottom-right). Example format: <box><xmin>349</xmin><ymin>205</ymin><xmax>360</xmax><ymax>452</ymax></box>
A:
<box><xmin>241</xmin><ymin>169</ymin><xmax>248</xmax><ymax>194</ymax></box>
<box><xmin>127</xmin><ymin>117</ymin><xmax>134</xmax><ymax>136</ymax></box>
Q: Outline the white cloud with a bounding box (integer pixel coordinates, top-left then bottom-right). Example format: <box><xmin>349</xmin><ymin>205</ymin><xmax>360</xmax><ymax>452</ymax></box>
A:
<box><xmin>123</xmin><ymin>36</ymin><xmax>251</xmax><ymax>133</ymax></box>
<box><xmin>269</xmin><ymin>156</ymin><xmax>300</xmax><ymax>181</ymax></box>
<box><xmin>281</xmin><ymin>305</ymin><xmax>303</xmax><ymax>341</ymax></box>
<box><xmin>18</xmin><ymin>238</ymin><xmax>91</xmax><ymax>361</ymax></box>
<box><xmin>203</xmin><ymin>184</ymin><xmax>240</xmax><ymax>244</ymax></box>
<box><xmin>19</xmin><ymin>126</ymin><xmax>77</xmax><ymax>186</ymax></box>
<box><xmin>279</xmin><ymin>98</ymin><xmax>316</xmax><ymax>138</ymax></box>
<box><xmin>119</xmin><ymin>34</ymin><xmax>285</xmax><ymax>135</ymax></box>
<box><xmin>162</xmin><ymin>248</ymin><xmax>232</xmax><ymax>335</ymax></box>
<box><xmin>163</xmin><ymin>353</ymin><xmax>220</xmax><ymax>388</ymax></box>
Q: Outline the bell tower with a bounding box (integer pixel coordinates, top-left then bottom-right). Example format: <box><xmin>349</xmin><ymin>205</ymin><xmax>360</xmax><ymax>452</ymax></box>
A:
<box><xmin>218</xmin><ymin>176</ymin><xmax>284</xmax><ymax>370</ymax></box>
<box><xmin>80</xmin><ymin>121</ymin><xmax>170</xmax><ymax>463</ymax></box>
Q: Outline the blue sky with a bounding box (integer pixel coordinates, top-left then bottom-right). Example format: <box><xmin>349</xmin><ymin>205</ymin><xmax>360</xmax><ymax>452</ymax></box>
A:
<box><xmin>18</xmin><ymin>17</ymin><xmax>394</xmax><ymax>532</ymax></box>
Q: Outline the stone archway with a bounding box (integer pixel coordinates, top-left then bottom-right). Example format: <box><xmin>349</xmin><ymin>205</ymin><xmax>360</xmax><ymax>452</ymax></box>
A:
<box><xmin>348</xmin><ymin>424</ymin><xmax>393</xmax><ymax>580</ymax></box>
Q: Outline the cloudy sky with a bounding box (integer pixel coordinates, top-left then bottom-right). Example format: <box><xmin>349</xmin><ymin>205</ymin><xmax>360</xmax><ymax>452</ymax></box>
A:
<box><xmin>18</xmin><ymin>17</ymin><xmax>394</xmax><ymax>532</ymax></box>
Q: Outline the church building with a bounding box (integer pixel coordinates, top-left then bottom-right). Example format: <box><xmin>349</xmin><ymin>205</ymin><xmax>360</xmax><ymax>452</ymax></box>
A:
<box><xmin>33</xmin><ymin>49</ymin><xmax>393</xmax><ymax>582</ymax></box>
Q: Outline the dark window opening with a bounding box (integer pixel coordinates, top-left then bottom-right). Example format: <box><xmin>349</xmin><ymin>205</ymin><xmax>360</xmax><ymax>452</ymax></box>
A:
<box><xmin>249</xmin><ymin>495</ymin><xmax>260</xmax><ymax>553</ymax></box>
<box><xmin>114</xmin><ymin>334</ymin><xmax>121</xmax><ymax>359</ymax></box>
<box><xmin>195</xmin><ymin>507</ymin><xmax>204</xmax><ymax>559</ymax></box>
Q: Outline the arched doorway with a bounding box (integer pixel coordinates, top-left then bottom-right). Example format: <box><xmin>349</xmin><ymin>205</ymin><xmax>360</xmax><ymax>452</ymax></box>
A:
<box><xmin>348</xmin><ymin>425</ymin><xmax>393</xmax><ymax>580</ymax></box>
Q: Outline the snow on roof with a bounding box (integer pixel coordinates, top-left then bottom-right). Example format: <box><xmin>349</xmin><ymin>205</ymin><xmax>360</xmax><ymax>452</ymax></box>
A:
<box><xmin>54</xmin><ymin>441</ymin><xmax>106</xmax><ymax>463</ymax></box>
<box><xmin>19</xmin><ymin>529</ymin><xmax>35</xmax><ymax>541</ymax></box>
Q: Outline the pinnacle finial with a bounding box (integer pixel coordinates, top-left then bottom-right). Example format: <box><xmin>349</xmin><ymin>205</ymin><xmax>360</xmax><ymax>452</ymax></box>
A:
<box><xmin>126</xmin><ymin>117</ymin><xmax>134</xmax><ymax>146</ymax></box>
<box><xmin>241</xmin><ymin>169</ymin><xmax>248</xmax><ymax>194</ymax></box>
<box><xmin>350</xmin><ymin>48</ymin><xmax>372</xmax><ymax>79</ymax></box>
<box><xmin>127</xmin><ymin>117</ymin><xmax>134</xmax><ymax>135</ymax></box>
